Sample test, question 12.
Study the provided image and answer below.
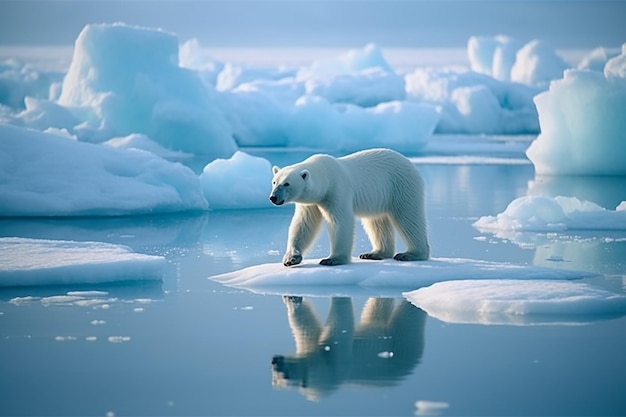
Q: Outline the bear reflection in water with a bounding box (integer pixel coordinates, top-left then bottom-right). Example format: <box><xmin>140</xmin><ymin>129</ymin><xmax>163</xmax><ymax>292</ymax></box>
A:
<box><xmin>271</xmin><ymin>296</ymin><xmax>426</xmax><ymax>400</ymax></box>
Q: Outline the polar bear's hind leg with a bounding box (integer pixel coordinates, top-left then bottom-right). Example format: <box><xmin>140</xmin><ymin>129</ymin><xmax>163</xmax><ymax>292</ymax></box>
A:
<box><xmin>390</xmin><ymin>207</ymin><xmax>430</xmax><ymax>261</ymax></box>
<box><xmin>359</xmin><ymin>215</ymin><xmax>395</xmax><ymax>260</ymax></box>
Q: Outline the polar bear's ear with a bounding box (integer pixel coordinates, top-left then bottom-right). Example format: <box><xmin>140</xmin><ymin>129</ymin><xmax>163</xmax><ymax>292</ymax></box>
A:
<box><xmin>300</xmin><ymin>170</ymin><xmax>310</xmax><ymax>181</ymax></box>
<box><xmin>272</xmin><ymin>166</ymin><xmax>280</xmax><ymax>175</ymax></box>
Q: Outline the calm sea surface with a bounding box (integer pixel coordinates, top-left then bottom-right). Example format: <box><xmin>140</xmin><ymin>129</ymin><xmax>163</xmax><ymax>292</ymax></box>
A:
<box><xmin>1</xmin><ymin>148</ymin><xmax>625</xmax><ymax>416</ymax></box>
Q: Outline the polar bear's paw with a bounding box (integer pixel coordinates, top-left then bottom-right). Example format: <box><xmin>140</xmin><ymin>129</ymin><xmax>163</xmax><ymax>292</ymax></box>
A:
<box><xmin>320</xmin><ymin>257</ymin><xmax>349</xmax><ymax>266</ymax></box>
<box><xmin>394</xmin><ymin>251</ymin><xmax>427</xmax><ymax>261</ymax></box>
<box><xmin>359</xmin><ymin>251</ymin><xmax>391</xmax><ymax>260</ymax></box>
<box><xmin>283</xmin><ymin>252</ymin><xmax>302</xmax><ymax>267</ymax></box>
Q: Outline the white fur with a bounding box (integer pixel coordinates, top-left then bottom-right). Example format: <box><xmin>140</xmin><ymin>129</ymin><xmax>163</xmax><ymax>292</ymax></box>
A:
<box><xmin>270</xmin><ymin>148</ymin><xmax>430</xmax><ymax>266</ymax></box>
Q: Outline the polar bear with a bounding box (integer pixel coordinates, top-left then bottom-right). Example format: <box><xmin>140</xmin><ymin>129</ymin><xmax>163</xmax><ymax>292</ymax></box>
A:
<box><xmin>269</xmin><ymin>148</ymin><xmax>429</xmax><ymax>266</ymax></box>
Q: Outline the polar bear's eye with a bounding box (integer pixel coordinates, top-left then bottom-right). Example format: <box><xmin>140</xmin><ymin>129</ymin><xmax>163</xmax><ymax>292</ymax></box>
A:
<box><xmin>284</xmin><ymin>182</ymin><xmax>290</xmax><ymax>187</ymax></box>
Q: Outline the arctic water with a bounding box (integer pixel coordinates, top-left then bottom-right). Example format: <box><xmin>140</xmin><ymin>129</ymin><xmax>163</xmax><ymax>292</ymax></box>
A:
<box><xmin>1</xmin><ymin>150</ymin><xmax>625</xmax><ymax>416</ymax></box>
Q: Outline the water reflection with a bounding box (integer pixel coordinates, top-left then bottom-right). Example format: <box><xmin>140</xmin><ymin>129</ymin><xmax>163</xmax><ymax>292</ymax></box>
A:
<box><xmin>475</xmin><ymin>174</ymin><xmax>626</xmax><ymax>277</ymax></box>
<box><xmin>527</xmin><ymin>175</ymin><xmax>626</xmax><ymax>275</ymax></box>
<box><xmin>0</xmin><ymin>212</ymin><xmax>208</xmax><ymax>255</ymax></box>
<box><xmin>528</xmin><ymin>175</ymin><xmax>626</xmax><ymax>210</ymax></box>
<box><xmin>0</xmin><ymin>280</ymin><xmax>164</xmax><ymax>303</ymax></box>
<box><xmin>271</xmin><ymin>296</ymin><xmax>426</xmax><ymax>401</ymax></box>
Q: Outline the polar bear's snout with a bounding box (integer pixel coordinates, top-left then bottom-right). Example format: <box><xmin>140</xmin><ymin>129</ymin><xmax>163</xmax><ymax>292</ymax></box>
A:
<box><xmin>269</xmin><ymin>189</ymin><xmax>285</xmax><ymax>206</ymax></box>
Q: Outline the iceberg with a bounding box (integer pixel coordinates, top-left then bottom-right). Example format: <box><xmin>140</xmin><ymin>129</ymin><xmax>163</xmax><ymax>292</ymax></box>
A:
<box><xmin>526</xmin><ymin>44</ymin><xmax>626</xmax><ymax>175</ymax></box>
<box><xmin>58</xmin><ymin>22</ymin><xmax>236</xmax><ymax>157</ymax></box>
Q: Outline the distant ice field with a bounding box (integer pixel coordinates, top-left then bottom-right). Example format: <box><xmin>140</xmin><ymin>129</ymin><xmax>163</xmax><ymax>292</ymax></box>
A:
<box><xmin>0</xmin><ymin>45</ymin><xmax>590</xmax><ymax>71</ymax></box>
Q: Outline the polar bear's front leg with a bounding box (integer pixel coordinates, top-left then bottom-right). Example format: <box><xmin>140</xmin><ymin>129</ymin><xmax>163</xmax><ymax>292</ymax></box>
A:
<box><xmin>320</xmin><ymin>204</ymin><xmax>354</xmax><ymax>266</ymax></box>
<box><xmin>284</xmin><ymin>205</ymin><xmax>323</xmax><ymax>266</ymax></box>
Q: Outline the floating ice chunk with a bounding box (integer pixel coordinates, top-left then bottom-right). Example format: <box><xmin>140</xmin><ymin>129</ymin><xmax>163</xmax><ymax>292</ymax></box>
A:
<box><xmin>0</xmin><ymin>124</ymin><xmax>207</xmax><ymax>216</ymax></box>
<box><xmin>298</xmin><ymin>43</ymin><xmax>393</xmax><ymax>80</ymax></box>
<box><xmin>297</xmin><ymin>44</ymin><xmax>404</xmax><ymax>107</ymax></box>
<box><xmin>526</xmin><ymin>64</ymin><xmax>626</xmax><ymax>175</ymax></box>
<box><xmin>510</xmin><ymin>39</ymin><xmax>568</xmax><ymax>86</ymax></box>
<box><xmin>0</xmin><ymin>237</ymin><xmax>165</xmax><ymax>287</ymax></box>
<box><xmin>468</xmin><ymin>35</ymin><xmax>522</xmax><ymax>81</ymax></box>
<box><xmin>474</xmin><ymin>196</ymin><xmax>626</xmax><ymax>232</ymax></box>
<box><xmin>404</xmin><ymin>280</ymin><xmax>626</xmax><ymax>325</ymax></box>
<box><xmin>217</xmin><ymin>62</ymin><xmax>296</xmax><ymax>91</ymax></box>
<box><xmin>468</xmin><ymin>36</ymin><xmax>567</xmax><ymax>86</ymax></box>
<box><xmin>210</xmin><ymin>257</ymin><xmax>593</xmax><ymax>297</ymax></box>
<box><xmin>304</xmin><ymin>67</ymin><xmax>405</xmax><ymax>107</ymax></box>
<box><xmin>199</xmin><ymin>151</ymin><xmax>273</xmax><ymax>209</ymax></box>
<box><xmin>288</xmin><ymin>98</ymin><xmax>438</xmax><ymax>151</ymax></box>
<box><xmin>405</xmin><ymin>67</ymin><xmax>540</xmax><ymax>134</ymax></box>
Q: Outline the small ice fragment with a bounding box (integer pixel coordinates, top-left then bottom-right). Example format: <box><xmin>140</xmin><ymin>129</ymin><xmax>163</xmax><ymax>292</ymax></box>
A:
<box><xmin>67</xmin><ymin>291</ymin><xmax>108</xmax><ymax>297</ymax></box>
<box><xmin>91</xmin><ymin>320</ymin><xmax>106</xmax><ymax>325</ymax></box>
<box><xmin>86</xmin><ymin>336</ymin><xmax>97</xmax><ymax>342</ymax></box>
<box><xmin>10</xmin><ymin>296</ymin><xmax>39</xmax><ymax>305</ymax></box>
<box><xmin>415</xmin><ymin>400</ymin><xmax>450</xmax><ymax>415</ymax></box>
<box><xmin>108</xmin><ymin>336</ymin><xmax>131</xmax><ymax>343</ymax></box>
<box><xmin>55</xmin><ymin>336</ymin><xmax>77</xmax><ymax>342</ymax></box>
<box><xmin>377</xmin><ymin>351</ymin><xmax>394</xmax><ymax>358</ymax></box>
<box><xmin>324</xmin><ymin>346</ymin><xmax>331</xmax><ymax>351</ymax></box>
<box><xmin>267</xmin><ymin>250</ymin><xmax>280</xmax><ymax>255</ymax></box>
<box><xmin>133</xmin><ymin>308</ymin><xmax>144</xmax><ymax>313</ymax></box>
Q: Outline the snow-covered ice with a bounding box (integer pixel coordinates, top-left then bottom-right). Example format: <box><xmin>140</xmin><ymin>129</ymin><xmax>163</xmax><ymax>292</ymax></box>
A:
<box><xmin>473</xmin><ymin>195</ymin><xmax>626</xmax><ymax>232</ymax></box>
<box><xmin>210</xmin><ymin>257</ymin><xmax>593</xmax><ymax>297</ymax></box>
<box><xmin>404</xmin><ymin>280</ymin><xmax>626</xmax><ymax>325</ymax></box>
<box><xmin>0</xmin><ymin>124</ymin><xmax>208</xmax><ymax>216</ymax></box>
<box><xmin>0</xmin><ymin>237</ymin><xmax>165</xmax><ymax>287</ymax></box>
<box><xmin>526</xmin><ymin>44</ymin><xmax>626</xmax><ymax>175</ymax></box>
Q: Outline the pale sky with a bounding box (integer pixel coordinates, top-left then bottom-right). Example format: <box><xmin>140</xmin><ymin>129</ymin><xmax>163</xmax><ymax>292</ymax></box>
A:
<box><xmin>0</xmin><ymin>0</ymin><xmax>625</xmax><ymax>48</ymax></box>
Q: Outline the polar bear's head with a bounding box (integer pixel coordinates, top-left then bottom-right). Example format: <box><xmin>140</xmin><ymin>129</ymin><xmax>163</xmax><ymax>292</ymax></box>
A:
<box><xmin>269</xmin><ymin>165</ymin><xmax>310</xmax><ymax>206</ymax></box>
